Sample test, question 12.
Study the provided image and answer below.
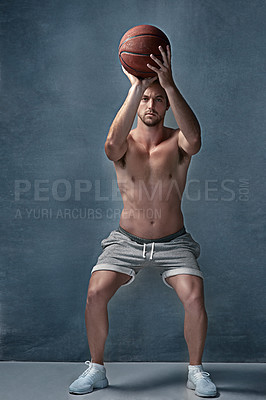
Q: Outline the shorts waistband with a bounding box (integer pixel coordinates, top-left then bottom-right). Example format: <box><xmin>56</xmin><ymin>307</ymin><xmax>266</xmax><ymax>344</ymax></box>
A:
<box><xmin>118</xmin><ymin>225</ymin><xmax>186</xmax><ymax>244</ymax></box>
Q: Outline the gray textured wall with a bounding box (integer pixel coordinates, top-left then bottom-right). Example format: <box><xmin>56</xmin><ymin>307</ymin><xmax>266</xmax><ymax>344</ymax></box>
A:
<box><xmin>1</xmin><ymin>0</ymin><xmax>265</xmax><ymax>362</ymax></box>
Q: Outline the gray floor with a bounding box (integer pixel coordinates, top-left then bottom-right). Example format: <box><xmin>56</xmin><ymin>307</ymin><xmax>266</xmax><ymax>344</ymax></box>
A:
<box><xmin>0</xmin><ymin>362</ymin><xmax>265</xmax><ymax>400</ymax></box>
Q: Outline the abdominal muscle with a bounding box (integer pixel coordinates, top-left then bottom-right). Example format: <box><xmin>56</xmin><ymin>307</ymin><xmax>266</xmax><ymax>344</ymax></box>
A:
<box><xmin>118</xmin><ymin>178</ymin><xmax>185</xmax><ymax>239</ymax></box>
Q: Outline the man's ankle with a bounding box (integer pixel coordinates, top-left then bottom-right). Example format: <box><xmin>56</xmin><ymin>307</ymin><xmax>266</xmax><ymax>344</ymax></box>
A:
<box><xmin>91</xmin><ymin>359</ymin><xmax>104</xmax><ymax>366</ymax></box>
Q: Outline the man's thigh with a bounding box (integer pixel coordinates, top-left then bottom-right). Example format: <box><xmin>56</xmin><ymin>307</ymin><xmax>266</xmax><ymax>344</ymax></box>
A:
<box><xmin>165</xmin><ymin>274</ymin><xmax>204</xmax><ymax>304</ymax></box>
<box><xmin>88</xmin><ymin>270</ymin><xmax>132</xmax><ymax>301</ymax></box>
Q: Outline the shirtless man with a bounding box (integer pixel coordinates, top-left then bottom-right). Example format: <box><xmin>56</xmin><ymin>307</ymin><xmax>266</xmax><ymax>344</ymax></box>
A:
<box><xmin>69</xmin><ymin>46</ymin><xmax>217</xmax><ymax>397</ymax></box>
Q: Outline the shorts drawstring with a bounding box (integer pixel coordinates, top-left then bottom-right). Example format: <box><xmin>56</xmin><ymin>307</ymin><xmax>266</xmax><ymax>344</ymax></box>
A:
<box><xmin>142</xmin><ymin>243</ymin><xmax>147</xmax><ymax>258</ymax></box>
<box><xmin>142</xmin><ymin>242</ymin><xmax>155</xmax><ymax>259</ymax></box>
<box><xmin>150</xmin><ymin>242</ymin><xmax>155</xmax><ymax>260</ymax></box>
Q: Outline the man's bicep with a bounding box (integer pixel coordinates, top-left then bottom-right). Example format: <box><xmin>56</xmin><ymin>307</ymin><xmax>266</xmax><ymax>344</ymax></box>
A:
<box><xmin>177</xmin><ymin>129</ymin><xmax>201</xmax><ymax>156</ymax></box>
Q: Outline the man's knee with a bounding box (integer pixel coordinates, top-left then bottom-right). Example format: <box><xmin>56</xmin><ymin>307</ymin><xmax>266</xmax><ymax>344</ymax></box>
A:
<box><xmin>86</xmin><ymin>279</ymin><xmax>114</xmax><ymax>308</ymax></box>
<box><xmin>183</xmin><ymin>291</ymin><xmax>205</xmax><ymax>312</ymax></box>
<box><xmin>169</xmin><ymin>275</ymin><xmax>205</xmax><ymax>311</ymax></box>
<box><xmin>86</xmin><ymin>287</ymin><xmax>108</xmax><ymax>308</ymax></box>
<box><xmin>86</xmin><ymin>270</ymin><xmax>131</xmax><ymax>309</ymax></box>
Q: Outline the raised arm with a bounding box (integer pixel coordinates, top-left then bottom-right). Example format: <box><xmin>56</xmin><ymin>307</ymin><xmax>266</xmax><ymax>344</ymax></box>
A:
<box><xmin>147</xmin><ymin>46</ymin><xmax>201</xmax><ymax>156</ymax></box>
<box><xmin>105</xmin><ymin>69</ymin><xmax>157</xmax><ymax>161</ymax></box>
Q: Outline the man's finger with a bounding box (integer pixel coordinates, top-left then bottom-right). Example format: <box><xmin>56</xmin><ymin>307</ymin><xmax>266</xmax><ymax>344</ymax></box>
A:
<box><xmin>147</xmin><ymin>63</ymin><xmax>159</xmax><ymax>72</ymax></box>
<box><xmin>159</xmin><ymin>46</ymin><xmax>168</xmax><ymax>65</ymax></box>
<box><xmin>121</xmin><ymin>65</ymin><xmax>129</xmax><ymax>75</ymax></box>
<box><xmin>150</xmin><ymin>54</ymin><xmax>164</xmax><ymax>68</ymax></box>
<box><xmin>167</xmin><ymin>45</ymin><xmax>171</xmax><ymax>64</ymax></box>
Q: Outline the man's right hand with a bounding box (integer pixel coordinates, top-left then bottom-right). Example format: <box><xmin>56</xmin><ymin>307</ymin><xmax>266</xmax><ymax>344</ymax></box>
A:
<box><xmin>122</xmin><ymin>66</ymin><xmax>157</xmax><ymax>90</ymax></box>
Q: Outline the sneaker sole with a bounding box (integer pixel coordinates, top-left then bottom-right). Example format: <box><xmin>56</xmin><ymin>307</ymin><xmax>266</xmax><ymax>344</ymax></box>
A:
<box><xmin>187</xmin><ymin>379</ymin><xmax>217</xmax><ymax>397</ymax></box>
<box><xmin>69</xmin><ymin>378</ymin><xmax>109</xmax><ymax>395</ymax></box>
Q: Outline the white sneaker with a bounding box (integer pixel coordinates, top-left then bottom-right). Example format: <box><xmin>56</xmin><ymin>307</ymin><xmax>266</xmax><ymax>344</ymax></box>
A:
<box><xmin>69</xmin><ymin>361</ymin><xmax>109</xmax><ymax>394</ymax></box>
<box><xmin>187</xmin><ymin>365</ymin><xmax>217</xmax><ymax>397</ymax></box>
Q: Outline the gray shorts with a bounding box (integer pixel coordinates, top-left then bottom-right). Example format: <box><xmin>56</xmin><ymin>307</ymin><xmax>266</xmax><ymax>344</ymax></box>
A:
<box><xmin>91</xmin><ymin>226</ymin><xmax>203</xmax><ymax>289</ymax></box>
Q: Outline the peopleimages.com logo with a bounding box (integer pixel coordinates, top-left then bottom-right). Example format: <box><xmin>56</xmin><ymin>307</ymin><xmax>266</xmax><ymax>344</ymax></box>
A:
<box><xmin>13</xmin><ymin>177</ymin><xmax>250</xmax><ymax>220</ymax></box>
<box><xmin>14</xmin><ymin>178</ymin><xmax>250</xmax><ymax>202</ymax></box>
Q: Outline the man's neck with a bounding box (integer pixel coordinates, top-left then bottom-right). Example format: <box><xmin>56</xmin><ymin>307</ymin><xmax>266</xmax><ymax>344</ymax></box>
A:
<box><xmin>135</xmin><ymin>119</ymin><xmax>166</xmax><ymax>150</ymax></box>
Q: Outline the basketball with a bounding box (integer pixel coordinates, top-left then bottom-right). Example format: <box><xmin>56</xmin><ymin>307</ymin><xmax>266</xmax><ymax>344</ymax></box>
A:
<box><xmin>118</xmin><ymin>25</ymin><xmax>170</xmax><ymax>79</ymax></box>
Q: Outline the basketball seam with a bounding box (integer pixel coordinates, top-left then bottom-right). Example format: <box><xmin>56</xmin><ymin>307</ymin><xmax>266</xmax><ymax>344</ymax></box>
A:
<box><xmin>119</xmin><ymin>34</ymin><xmax>169</xmax><ymax>50</ymax></box>
<box><xmin>120</xmin><ymin>51</ymin><xmax>162</xmax><ymax>56</ymax></box>
<box><xmin>119</xmin><ymin>55</ymin><xmax>157</xmax><ymax>74</ymax></box>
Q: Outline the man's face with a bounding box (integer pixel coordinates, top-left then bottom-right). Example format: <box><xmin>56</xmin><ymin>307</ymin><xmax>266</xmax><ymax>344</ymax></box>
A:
<box><xmin>137</xmin><ymin>83</ymin><xmax>169</xmax><ymax>127</ymax></box>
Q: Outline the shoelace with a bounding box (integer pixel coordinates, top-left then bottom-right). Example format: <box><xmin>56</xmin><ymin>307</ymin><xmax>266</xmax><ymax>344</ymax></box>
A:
<box><xmin>193</xmin><ymin>371</ymin><xmax>211</xmax><ymax>382</ymax></box>
<box><xmin>80</xmin><ymin>360</ymin><xmax>93</xmax><ymax>377</ymax></box>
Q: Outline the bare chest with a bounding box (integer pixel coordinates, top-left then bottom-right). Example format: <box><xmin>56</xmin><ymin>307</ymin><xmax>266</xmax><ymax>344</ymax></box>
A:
<box><xmin>123</xmin><ymin>138</ymin><xmax>180</xmax><ymax>180</ymax></box>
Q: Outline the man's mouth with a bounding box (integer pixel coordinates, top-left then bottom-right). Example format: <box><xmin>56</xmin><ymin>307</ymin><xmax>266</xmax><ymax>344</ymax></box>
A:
<box><xmin>145</xmin><ymin>111</ymin><xmax>157</xmax><ymax>116</ymax></box>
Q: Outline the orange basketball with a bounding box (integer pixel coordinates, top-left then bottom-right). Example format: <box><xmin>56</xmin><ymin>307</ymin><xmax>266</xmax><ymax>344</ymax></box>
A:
<box><xmin>118</xmin><ymin>25</ymin><xmax>170</xmax><ymax>79</ymax></box>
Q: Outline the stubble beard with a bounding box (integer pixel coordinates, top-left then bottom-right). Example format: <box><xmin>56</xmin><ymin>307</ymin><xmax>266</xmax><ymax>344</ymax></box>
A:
<box><xmin>138</xmin><ymin>112</ymin><xmax>163</xmax><ymax>127</ymax></box>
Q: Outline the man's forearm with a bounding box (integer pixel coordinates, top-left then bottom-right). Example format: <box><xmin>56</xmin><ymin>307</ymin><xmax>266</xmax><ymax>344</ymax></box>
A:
<box><xmin>165</xmin><ymin>85</ymin><xmax>201</xmax><ymax>141</ymax></box>
<box><xmin>105</xmin><ymin>84</ymin><xmax>143</xmax><ymax>160</ymax></box>
<box><xmin>105</xmin><ymin>65</ymin><xmax>158</xmax><ymax>160</ymax></box>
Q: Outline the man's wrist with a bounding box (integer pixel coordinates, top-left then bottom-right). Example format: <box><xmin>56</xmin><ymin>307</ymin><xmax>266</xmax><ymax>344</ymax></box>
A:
<box><xmin>129</xmin><ymin>82</ymin><xmax>145</xmax><ymax>96</ymax></box>
<box><xmin>164</xmin><ymin>82</ymin><xmax>179</xmax><ymax>96</ymax></box>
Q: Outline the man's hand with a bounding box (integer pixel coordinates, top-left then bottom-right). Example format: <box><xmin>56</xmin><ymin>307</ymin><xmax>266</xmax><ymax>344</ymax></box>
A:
<box><xmin>122</xmin><ymin>66</ymin><xmax>157</xmax><ymax>91</ymax></box>
<box><xmin>147</xmin><ymin>45</ymin><xmax>174</xmax><ymax>90</ymax></box>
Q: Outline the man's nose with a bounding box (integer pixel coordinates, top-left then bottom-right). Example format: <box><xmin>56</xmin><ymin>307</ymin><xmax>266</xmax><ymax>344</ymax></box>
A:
<box><xmin>147</xmin><ymin>98</ymin><xmax>155</xmax><ymax>108</ymax></box>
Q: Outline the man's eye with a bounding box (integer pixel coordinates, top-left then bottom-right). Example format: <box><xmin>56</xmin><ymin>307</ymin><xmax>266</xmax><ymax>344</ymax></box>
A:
<box><xmin>156</xmin><ymin>98</ymin><xmax>162</xmax><ymax>102</ymax></box>
<box><xmin>142</xmin><ymin>98</ymin><xmax>148</xmax><ymax>101</ymax></box>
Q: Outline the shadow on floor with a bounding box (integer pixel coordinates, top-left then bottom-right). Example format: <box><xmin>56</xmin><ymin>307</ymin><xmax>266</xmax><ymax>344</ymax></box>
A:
<box><xmin>108</xmin><ymin>368</ymin><xmax>184</xmax><ymax>391</ymax></box>
<box><xmin>211</xmin><ymin>365</ymin><xmax>266</xmax><ymax>398</ymax></box>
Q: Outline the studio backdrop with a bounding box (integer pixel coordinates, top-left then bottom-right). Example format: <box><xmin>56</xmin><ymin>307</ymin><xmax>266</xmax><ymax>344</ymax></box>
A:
<box><xmin>1</xmin><ymin>0</ymin><xmax>265</xmax><ymax>362</ymax></box>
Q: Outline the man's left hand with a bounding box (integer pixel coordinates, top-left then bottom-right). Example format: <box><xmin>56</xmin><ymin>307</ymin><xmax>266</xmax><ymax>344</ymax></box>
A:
<box><xmin>147</xmin><ymin>45</ymin><xmax>174</xmax><ymax>90</ymax></box>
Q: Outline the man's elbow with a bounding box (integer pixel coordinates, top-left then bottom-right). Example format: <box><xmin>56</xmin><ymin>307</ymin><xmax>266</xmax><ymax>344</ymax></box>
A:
<box><xmin>193</xmin><ymin>134</ymin><xmax>202</xmax><ymax>153</ymax></box>
<box><xmin>104</xmin><ymin>139</ymin><xmax>127</xmax><ymax>161</ymax></box>
<box><xmin>188</xmin><ymin>134</ymin><xmax>201</xmax><ymax>155</ymax></box>
<box><xmin>104</xmin><ymin>140</ymin><xmax>116</xmax><ymax>160</ymax></box>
